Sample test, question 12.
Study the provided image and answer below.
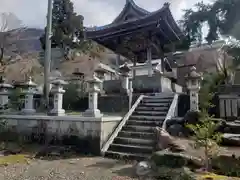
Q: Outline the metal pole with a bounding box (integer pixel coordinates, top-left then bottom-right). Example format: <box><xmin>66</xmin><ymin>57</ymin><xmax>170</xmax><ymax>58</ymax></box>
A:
<box><xmin>44</xmin><ymin>0</ymin><xmax>53</xmax><ymax>109</ymax></box>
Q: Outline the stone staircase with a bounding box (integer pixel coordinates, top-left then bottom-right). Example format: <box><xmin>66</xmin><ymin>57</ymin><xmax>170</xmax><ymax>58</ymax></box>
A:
<box><xmin>105</xmin><ymin>94</ymin><xmax>175</xmax><ymax>160</ymax></box>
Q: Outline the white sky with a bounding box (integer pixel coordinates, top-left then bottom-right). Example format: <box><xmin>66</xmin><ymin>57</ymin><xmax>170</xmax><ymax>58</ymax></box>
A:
<box><xmin>0</xmin><ymin>0</ymin><xmax>210</xmax><ymax>28</ymax></box>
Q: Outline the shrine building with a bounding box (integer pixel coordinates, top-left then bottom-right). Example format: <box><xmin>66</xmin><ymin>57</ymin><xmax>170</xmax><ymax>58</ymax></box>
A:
<box><xmin>85</xmin><ymin>0</ymin><xmax>184</xmax><ymax>78</ymax></box>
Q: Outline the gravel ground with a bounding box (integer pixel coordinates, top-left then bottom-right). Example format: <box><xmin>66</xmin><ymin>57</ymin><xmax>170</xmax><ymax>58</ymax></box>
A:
<box><xmin>0</xmin><ymin>157</ymin><xmax>142</xmax><ymax>180</ymax></box>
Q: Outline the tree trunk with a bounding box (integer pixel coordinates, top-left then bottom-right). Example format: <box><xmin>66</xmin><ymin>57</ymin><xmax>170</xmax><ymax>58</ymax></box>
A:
<box><xmin>204</xmin><ymin>146</ymin><xmax>210</xmax><ymax>172</ymax></box>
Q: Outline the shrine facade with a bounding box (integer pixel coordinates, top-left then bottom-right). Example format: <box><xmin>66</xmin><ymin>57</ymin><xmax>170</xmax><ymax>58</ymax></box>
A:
<box><xmin>85</xmin><ymin>0</ymin><xmax>184</xmax><ymax>78</ymax></box>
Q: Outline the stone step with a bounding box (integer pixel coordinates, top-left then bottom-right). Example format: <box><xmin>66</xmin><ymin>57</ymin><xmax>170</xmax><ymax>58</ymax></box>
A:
<box><xmin>136</xmin><ymin>106</ymin><xmax>169</xmax><ymax>111</ymax></box>
<box><xmin>140</xmin><ymin>103</ymin><xmax>170</xmax><ymax>107</ymax></box>
<box><xmin>104</xmin><ymin>150</ymin><xmax>148</xmax><ymax>160</ymax></box>
<box><xmin>108</xmin><ymin>143</ymin><xmax>153</xmax><ymax>154</ymax></box>
<box><xmin>114</xmin><ymin>137</ymin><xmax>154</xmax><ymax>146</ymax></box>
<box><xmin>130</xmin><ymin>115</ymin><xmax>166</xmax><ymax>121</ymax></box>
<box><xmin>224</xmin><ymin>122</ymin><xmax>240</xmax><ymax>134</ymax></box>
<box><xmin>118</xmin><ymin>131</ymin><xmax>155</xmax><ymax>139</ymax></box>
<box><xmin>126</xmin><ymin>120</ymin><xmax>163</xmax><ymax>126</ymax></box>
<box><xmin>133</xmin><ymin>111</ymin><xmax>167</xmax><ymax>116</ymax></box>
<box><xmin>142</xmin><ymin>98</ymin><xmax>173</xmax><ymax>103</ymax></box>
<box><xmin>145</xmin><ymin>94</ymin><xmax>174</xmax><ymax>99</ymax></box>
<box><xmin>122</xmin><ymin>125</ymin><xmax>155</xmax><ymax>133</ymax></box>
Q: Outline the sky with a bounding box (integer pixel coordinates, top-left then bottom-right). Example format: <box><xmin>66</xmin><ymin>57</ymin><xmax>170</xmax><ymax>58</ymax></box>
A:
<box><xmin>0</xmin><ymin>0</ymin><xmax>210</xmax><ymax>28</ymax></box>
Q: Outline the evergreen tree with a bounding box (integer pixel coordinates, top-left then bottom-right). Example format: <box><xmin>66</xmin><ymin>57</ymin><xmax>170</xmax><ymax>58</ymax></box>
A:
<box><xmin>179</xmin><ymin>0</ymin><xmax>240</xmax><ymax>44</ymax></box>
<box><xmin>40</xmin><ymin>0</ymin><xmax>103</xmax><ymax>59</ymax></box>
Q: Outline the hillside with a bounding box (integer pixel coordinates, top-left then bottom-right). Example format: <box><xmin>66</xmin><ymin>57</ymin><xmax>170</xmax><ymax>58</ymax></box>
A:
<box><xmin>3</xmin><ymin>28</ymin><xmax>125</xmax><ymax>84</ymax></box>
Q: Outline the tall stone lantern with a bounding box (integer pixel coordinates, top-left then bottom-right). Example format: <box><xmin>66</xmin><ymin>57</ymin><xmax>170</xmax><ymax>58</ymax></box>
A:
<box><xmin>0</xmin><ymin>77</ymin><xmax>13</xmax><ymax>112</ymax></box>
<box><xmin>21</xmin><ymin>76</ymin><xmax>37</xmax><ymax>114</ymax></box>
<box><xmin>185</xmin><ymin>66</ymin><xmax>202</xmax><ymax>111</ymax></box>
<box><xmin>83</xmin><ymin>73</ymin><xmax>103</xmax><ymax>117</ymax></box>
<box><xmin>119</xmin><ymin>62</ymin><xmax>131</xmax><ymax>94</ymax></box>
<box><xmin>49</xmin><ymin>79</ymin><xmax>68</xmax><ymax>116</ymax></box>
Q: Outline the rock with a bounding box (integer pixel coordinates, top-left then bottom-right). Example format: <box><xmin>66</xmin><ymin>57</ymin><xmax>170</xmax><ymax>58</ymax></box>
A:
<box><xmin>154</xmin><ymin>127</ymin><xmax>186</xmax><ymax>152</ymax></box>
<box><xmin>183</xmin><ymin>110</ymin><xmax>200</xmax><ymax>125</ymax></box>
<box><xmin>221</xmin><ymin>133</ymin><xmax>240</xmax><ymax>146</ymax></box>
<box><xmin>151</xmin><ymin>151</ymin><xmax>202</xmax><ymax>169</ymax></box>
<box><xmin>167</xmin><ymin>124</ymin><xmax>185</xmax><ymax>137</ymax></box>
<box><xmin>135</xmin><ymin>161</ymin><xmax>152</xmax><ymax>176</ymax></box>
<box><xmin>223</xmin><ymin>122</ymin><xmax>240</xmax><ymax>134</ymax></box>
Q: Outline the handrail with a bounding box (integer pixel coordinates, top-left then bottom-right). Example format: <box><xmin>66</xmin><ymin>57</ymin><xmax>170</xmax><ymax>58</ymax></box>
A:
<box><xmin>101</xmin><ymin>94</ymin><xmax>145</xmax><ymax>154</ymax></box>
<box><xmin>162</xmin><ymin>93</ymin><xmax>179</xmax><ymax>130</ymax></box>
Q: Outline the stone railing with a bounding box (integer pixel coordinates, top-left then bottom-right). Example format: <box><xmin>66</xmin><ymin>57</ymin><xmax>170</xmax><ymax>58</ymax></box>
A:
<box><xmin>101</xmin><ymin>94</ymin><xmax>145</xmax><ymax>154</ymax></box>
<box><xmin>162</xmin><ymin>93</ymin><xmax>179</xmax><ymax>130</ymax></box>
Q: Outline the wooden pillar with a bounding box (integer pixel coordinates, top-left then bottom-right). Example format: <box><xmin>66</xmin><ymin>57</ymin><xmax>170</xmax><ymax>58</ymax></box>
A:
<box><xmin>147</xmin><ymin>47</ymin><xmax>152</xmax><ymax>77</ymax></box>
<box><xmin>160</xmin><ymin>45</ymin><xmax>165</xmax><ymax>73</ymax></box>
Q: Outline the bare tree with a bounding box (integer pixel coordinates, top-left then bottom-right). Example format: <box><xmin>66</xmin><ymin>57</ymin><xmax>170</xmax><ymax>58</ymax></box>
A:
<box><xmin>0</xmin><ymin>13</ymin><xmax>25</xmax><ymax>69</ymax></box>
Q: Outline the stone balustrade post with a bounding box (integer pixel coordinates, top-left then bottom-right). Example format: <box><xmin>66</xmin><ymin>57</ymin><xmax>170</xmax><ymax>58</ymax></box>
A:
<box><xmin>83</xmin><ymin>74</ymin><xmax>103</xmax><ymax>117</ymax></box>
<box><xmin>0</xmin><ymin>77</ymin><xmax>13</xmax><ymax>112</ymax></box>
<box><xmin>119</xmin><ymin>62</ymin><xmax>131</xmax><ymax>94</ymax></box>
<box><xmin>185</xmin><ymin>66</ymin><xmax>202</xmax><ymax>111</ymax></box>
<box><xmin>49</xmin><ymin>79</ymin><xmax>68</xmax><ymax>116</ymax></box>
<box><xmin>21</xmin><ymin>77</ymin><xmax>37</xmax><ymax>114</ymax></box>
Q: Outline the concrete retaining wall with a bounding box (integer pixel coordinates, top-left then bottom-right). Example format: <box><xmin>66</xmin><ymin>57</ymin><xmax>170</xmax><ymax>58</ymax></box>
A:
<box><xmin>0</xmin><ymin>114</ymin><xmax>121</xmax><ymax>154</ymax></box>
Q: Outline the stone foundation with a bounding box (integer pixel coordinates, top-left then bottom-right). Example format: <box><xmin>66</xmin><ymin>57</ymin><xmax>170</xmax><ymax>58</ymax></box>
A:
<box><xmin>0</xmin><ymin>114</ymin><xmax>122</xmax><ymax>155</ymax></box>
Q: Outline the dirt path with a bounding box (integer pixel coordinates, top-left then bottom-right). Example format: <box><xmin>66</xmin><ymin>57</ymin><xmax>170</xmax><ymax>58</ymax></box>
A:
<box><xmin>0</xmin><ymin>157</ymin><xmax>140</xmax><ymax>180</ymax></box>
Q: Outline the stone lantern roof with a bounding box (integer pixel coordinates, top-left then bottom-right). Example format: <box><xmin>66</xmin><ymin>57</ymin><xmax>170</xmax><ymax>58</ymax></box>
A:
<box><xmin>72</xmin><ymin>68</ymin><xmax>84</xmax><ymax>76</ymax></box>
<box><xmin>20</xmin><ymin>76</ymin><xmax>37</xmax><ymax>87</ymax></box>
<box><xmin>51</xmin><ymin>79</ymin><xmax>68</xmax><ymax>86</ymax></box>
<box><xmin>185</xmin><ymin>66</ymin><xmax>202</xmax><ymax>79</ymax></box>
<box><xmin>0</xmin><ymin>77</ymin><xmax>13</xmax><ymax>88</ymax></box>
<box><xmin>87</xmin><ymin>73</ymin><xmax>102</xmax><ymax>83</ymax></box>
<box><xmin>119</xmin><ymin>62</ymin><xmax>131</xmax><ymax>73</ymax></box>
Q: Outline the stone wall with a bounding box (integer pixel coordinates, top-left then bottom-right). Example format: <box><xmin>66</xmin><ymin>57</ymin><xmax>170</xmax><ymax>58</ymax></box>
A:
<box><xmin>0</xmin><ymin>115</ymin><xmax>121</xmax><ymax>154</ymax></box>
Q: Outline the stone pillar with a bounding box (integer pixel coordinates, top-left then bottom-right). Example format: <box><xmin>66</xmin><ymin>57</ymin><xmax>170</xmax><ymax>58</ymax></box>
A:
<box><xmin>83</xmin><ymin>74</ymin><xmax>103</xmax><ymax>117</ymax></box>
<box><xmin>147</xmin><ymin>47</ymin><xmax>153</xmax><ymax>77</ymax></box>
<box><xmin>21</xmin><ymin>77</ymin><xmax>37</xmax><ymax>114</ymax></box>
<box><xmin>119</xmin><ymin>62</ymin><xmax>131</xmax><ymax>94</ymax></box>
<box><xmin>185</xmin><ymin>66</ymin><xmax>202</xmax><ymax>111</ymax></box>
<box><xmin>0</xmin><ymin>77</ymin><xmax>13</xmax><ymax>112</ymax></box>
<box><xmin>128</xmin><ymin>77</ymin><xmax>133</xmax><ymax>110</ymax></box>
<box><xmin>49</xmin><ymin>79</ymin><xmax>68</xmax><ymax>116</ymax></box>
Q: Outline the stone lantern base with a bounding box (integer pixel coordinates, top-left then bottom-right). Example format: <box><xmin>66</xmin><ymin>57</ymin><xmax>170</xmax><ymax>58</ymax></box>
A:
<box><xmin>83</xmin><ymin>109</ymin><xmax>102</xmax><ymax>117</ymax></box>
<box><xmin>21</xmin><ymin>108</ymin><xmax>36</xmax><ymax>115</ymax></box>
<box><xmin>49</xmin><ymin>109</ymin><xmax>65</xmax><ymax>116</ymax></box>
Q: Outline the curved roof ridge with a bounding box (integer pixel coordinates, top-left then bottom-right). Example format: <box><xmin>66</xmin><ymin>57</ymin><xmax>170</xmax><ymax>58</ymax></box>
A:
<box><xmin>85</xmin><ymin>2</ymin><xmax>170</xmax><ymax>32</ymax></box>
<box><xmin>112</xmin><ymin>0</ymin><xmax>150</xmax><ymax>24</ymax></box>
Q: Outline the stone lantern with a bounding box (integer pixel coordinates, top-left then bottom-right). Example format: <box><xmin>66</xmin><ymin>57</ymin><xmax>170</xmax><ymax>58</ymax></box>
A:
<box><xmin>119</xmin><ymin>62</ymin><xmax>131</xmax><ymax>93</ymax></box>
<box><xmin>0</xmin><ymin>77</ymin><xmax>13</xmax><ymax>112</ymax></box>
<box><xmin>72</xmin><ymin>68</ymin><xmax>84</xmax><ymax>82</ymax></box>
<box><xmin>83</xmin><ymin>73</ymin><xmax>102</xmax><ymax>117</ymax></box>
<box><xmin>21</xmin><ymin>76</ymin><xmax>37</xmax><ymax>114</ymax></box>
<box><xmin>72</xmin><ymin>68</ymin><xmax>85</xmax><ymax>95</ymax></box>
<box><xmin>49</xmin><ymin>79</ymin><xmax>68</xmax><ymax>116</ymax></box>
<box><xmin>185</xmin><ymin>66</ymin><xmax>202</xmax><ymax>111</ymax></box>
<box><xmin>94</xmin><ymin>67</ymin><xmax>107</xmax><ymax>94</ymax></box>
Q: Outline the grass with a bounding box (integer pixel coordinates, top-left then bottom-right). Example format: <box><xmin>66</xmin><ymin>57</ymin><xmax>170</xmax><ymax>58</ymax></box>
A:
<box><xmin>196</xmin><ymin>173</ymin><xmax>240</xmax><ymax>180</ymax></box>
<box><xmin>0</xmin><ymin>154</ymin><xmax>29</xmax><ymax>165</ymax></box>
